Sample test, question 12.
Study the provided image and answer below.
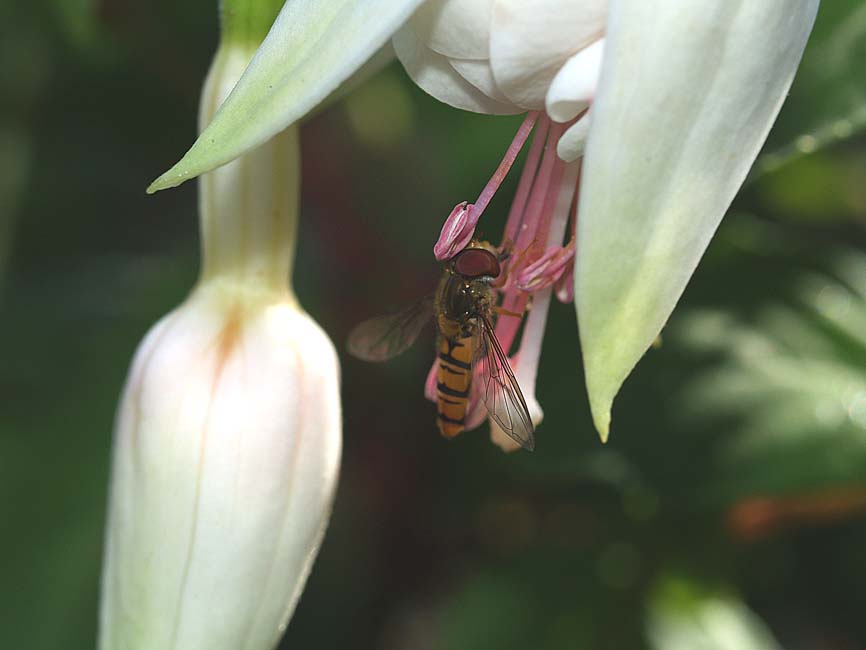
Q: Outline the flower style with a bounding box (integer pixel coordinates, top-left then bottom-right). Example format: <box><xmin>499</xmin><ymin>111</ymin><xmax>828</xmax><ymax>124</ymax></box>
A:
<box><xmin>99</xmin><ymin>9</ymin><xmax>341</xmax><ymax>649</ymax></box>
<box><xmin>146</xmin><ymin>0</ymin><xmax>820</xmax><ymax>441</ymax></box>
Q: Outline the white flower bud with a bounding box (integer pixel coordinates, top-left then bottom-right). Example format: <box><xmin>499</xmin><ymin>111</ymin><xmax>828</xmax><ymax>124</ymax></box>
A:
<box><xmin>99</xmin><ymin>284</ymin><xmax>340</xmax><ymax>649</ymax></box>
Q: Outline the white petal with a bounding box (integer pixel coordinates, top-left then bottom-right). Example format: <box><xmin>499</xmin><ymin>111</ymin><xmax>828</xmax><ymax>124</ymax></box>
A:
<box><xmin>557</xmin><ymin>112</ymin><xmax>592</xmax><ymax>162</ymax></box>
<box><xmin>576</xmin><ymin>0</ymin><xmax>820</xmax><ymax>440</ymax></box>
<box><xmin>409</xmin><ymin>0</ymin><xmax>493</xmax><ymax>60</ymax></box>
<box><xmin>149</xmin><ymin>0</ymin><xmax>425</xmax><ymax>192</ymax></box>
<box><xmin>449</xmin><ymin>58</ymin><xmax>511</xmax><ymax>103</ymax></box>
<box><xmin>394</xmin><ymin>26</ymin><xmax>521</xmax><ymax>114</ymax></box>
<box><xmin>545</xmin><ymin>38</ymin><xmax>605</xmax><ymax>123</ymax></box>
<box><xmin>490</xmin><ymin>0</ymin><xmax>607</xmax><ymax>109</ymax></box>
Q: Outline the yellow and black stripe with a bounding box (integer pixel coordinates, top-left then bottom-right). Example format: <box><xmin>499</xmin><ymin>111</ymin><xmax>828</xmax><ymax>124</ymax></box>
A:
<box><xmin>436</xmin><ymin>335</ymin><xmax>474</xmax><ymax>439</ymax></box>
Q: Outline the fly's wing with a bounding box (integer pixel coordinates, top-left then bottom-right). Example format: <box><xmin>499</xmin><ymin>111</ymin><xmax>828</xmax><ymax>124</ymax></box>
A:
<box><xmin>347</xmin><ymin>297</ymin><xmax>434</xmax><ymax>362</ymax></box>
<box><xmin>473</xmin><ymin>315</ymin><xmax>536</xmax><ymax>451</ymax></box>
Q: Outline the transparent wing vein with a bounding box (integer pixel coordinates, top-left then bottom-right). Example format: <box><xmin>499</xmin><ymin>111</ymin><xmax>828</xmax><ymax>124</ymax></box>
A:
<box><xmin>473</xmin><ymin>315</ymin><xmax>536</xmax><ymax>451</ymax></box>
<box><xmin>347</xmin><ymin>297</ymin><xmax>434</xmax><ymax>361</ymax></box>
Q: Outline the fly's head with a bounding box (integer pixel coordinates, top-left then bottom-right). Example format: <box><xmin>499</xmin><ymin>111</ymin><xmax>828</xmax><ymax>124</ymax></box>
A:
<box><xmin>434</xmin><ymin>243</ymin><xmax>502</xmax><ymax>325</ymax></box>
<box><xmin>451</xmin><ymin>245</ymin><xmax>501</xmax><ymax>280</ymax></box>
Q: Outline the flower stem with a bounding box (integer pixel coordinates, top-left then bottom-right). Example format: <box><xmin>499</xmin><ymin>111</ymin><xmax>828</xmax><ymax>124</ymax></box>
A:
<box><xmin>197</xmin><ymin>45</ymin><xmax>300</xmax><ymax>299</ymax></box>
<box><xmin>469</xmin><ymin>111</ymin><xmax>539</xmax><ymax>224</ymax></box>
<box><xmin>504</xmin><ymin>115</ymin><xmax>549</xmax><ymax>243</ymax></box>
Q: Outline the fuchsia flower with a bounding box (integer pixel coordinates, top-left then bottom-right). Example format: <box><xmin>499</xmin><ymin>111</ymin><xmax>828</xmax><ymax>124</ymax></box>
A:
<box><xmin>130</xmin><ymin>0</ymin><xmax>824</xmax><ymax>643</ymax></box>
<box><xmin>148</xmin><ymin>0</ymin><xmax>821</xmax><ymax>442</ymax></box>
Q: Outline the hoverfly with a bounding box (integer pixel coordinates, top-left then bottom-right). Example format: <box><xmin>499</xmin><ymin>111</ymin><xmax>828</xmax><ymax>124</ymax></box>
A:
<box><xmin>347</xmin><ymin>242</ymin><xmax>536</xmax><ymax>451</ymax></box>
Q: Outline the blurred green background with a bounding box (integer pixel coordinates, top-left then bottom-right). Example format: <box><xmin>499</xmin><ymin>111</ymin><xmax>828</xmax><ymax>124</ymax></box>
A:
<box><xmin>2</xmin><ymin>2</ymin><xmax>866</xmax><ymax>649</ymax></box>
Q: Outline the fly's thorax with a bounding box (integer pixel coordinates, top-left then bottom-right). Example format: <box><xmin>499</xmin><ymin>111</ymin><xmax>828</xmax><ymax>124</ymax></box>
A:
<box><xmin>436</xmin><ymin>268</ymin><xmax>496</xmax><ymax>327</ymax></box>
<box><xmin>466</xmin><ymin>277</ymin><xmax>495</xmax><ymax>314</ymax></box>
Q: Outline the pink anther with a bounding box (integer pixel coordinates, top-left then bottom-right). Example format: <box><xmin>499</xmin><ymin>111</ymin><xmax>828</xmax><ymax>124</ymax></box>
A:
<box><xmin>515</xmin><ymin>242</ymin><xmax>575</xmax><ymax>292</ymax></box>
<box><xmin>433</xmin><ymin>201</ymin><xmax>477</xmax><ymax>261</ymax></box>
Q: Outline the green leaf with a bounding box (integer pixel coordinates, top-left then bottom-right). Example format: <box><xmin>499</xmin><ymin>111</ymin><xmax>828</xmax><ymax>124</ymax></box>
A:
<box><xmin>673</xmin><ymin>251</ymin><xmax>866</xmax><ymax>501</ymax></box>
<box><xmin>575</xmin><ymin>0</ymin><xmax>820</xmax><ymax>440</ymax></box>
<box><xmin>148</xmin><ymin>0</ymin><xmax>424</xmax><ymax>193</ymax></box>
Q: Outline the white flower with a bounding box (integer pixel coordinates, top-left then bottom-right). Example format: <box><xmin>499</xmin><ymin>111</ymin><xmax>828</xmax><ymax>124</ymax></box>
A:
<box><xmin>145</xmin><ymin>0</ymin><xmax>820</xmax><ymax>440</ymax></box>
<box><xmin>99</xmin><ymin>32</ymin><xmax>341</xmax><ymax>650</ymax></box>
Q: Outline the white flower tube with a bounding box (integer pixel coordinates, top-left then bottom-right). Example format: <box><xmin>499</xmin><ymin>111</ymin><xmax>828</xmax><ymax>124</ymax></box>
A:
<box><xmin>98</xmin><ymin>25</ymin><xmax>341</xmax><ymax>650</ymax></box>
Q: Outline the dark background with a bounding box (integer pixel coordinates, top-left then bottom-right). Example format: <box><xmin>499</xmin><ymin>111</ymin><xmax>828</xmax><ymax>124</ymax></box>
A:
<box><xmin>2</xmin><ymin>2</ymin><xmax>866</xmax><ymax>648</ymax></box>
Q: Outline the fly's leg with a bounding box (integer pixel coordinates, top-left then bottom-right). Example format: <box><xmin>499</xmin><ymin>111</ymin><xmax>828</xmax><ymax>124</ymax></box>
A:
<box><xmin>493</xmin><ymin>306</ymin><xmax>523</xmax><ymax>319</ymax></box>
<box><xmin>497</xmin><ymin>239</ymin><xmax>515</xmax><ymax>264</ymax></box>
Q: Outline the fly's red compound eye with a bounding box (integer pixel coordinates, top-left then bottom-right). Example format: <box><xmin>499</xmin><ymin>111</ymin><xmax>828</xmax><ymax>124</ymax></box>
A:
<box><xmin>453</xmin><ymin>248</ymin><xmax>500</xmax><ymax>279</ymax></box>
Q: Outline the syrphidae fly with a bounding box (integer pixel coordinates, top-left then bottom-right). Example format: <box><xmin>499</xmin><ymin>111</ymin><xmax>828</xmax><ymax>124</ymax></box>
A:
<box><xmin>348</xmin><ymin>242</ymin><xmax>535</xmax><ymax>451</ymax></box>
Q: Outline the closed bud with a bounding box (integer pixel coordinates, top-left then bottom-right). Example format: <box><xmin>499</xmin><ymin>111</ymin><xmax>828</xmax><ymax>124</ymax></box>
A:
<box><xmin>99</xmin><ymin>282</ymin><xmax>341</xmax><ymax>649</ymax></box>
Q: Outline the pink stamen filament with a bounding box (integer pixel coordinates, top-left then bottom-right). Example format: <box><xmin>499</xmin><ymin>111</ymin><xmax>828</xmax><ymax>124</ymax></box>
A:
<box><xmin>511</xmin><ymin>122</ymin><xmax>567</xmax><ymax>254</ymax></box>
<box><xmin>555</xmin><ymin>172</ymin><xmax>581</xmax><ymax>303</ymax></box>
<box><xmin>545</xmin><ymin>160</ymin><xmax>581</xmax><ymax>249</ymax></box>
<box><xmin>512</xmin><ymin>160</ymin><xmax>581</xmax><ymax>396</ymax></box>
<box><xmin>470</xmin><ymin>112</ymin><xmax>539</xmax><ymax>225</ymax></box>
<box><xmin>488</xmin><ymin>156</ymin><xmax>579</xmax><ymax>435</ymax></box>
<box><xmin>434</xmin><ymin>113</ymin><xmax>540</xmax><ymax>261</ymax></box>
<box><xmin>495</xmin><ymin>122</ymin><xmax>567</xmax><ymax>356</ymax></box>
<box><xmin>514</xmin><ymin>288</ymin><xmax>551</xmax><ymax>404</ymax></box>
<box><xmin>504</xmin><ymin>116</ymin><xmax>550</xmax><ymax>243</ymax></box>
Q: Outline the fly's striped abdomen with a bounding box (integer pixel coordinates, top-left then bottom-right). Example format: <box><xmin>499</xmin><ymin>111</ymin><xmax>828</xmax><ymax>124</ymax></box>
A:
<box><xmin>436</xmin><ymin>334</ymin><xmax>474</xmax><ymax>439</ymax></box>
